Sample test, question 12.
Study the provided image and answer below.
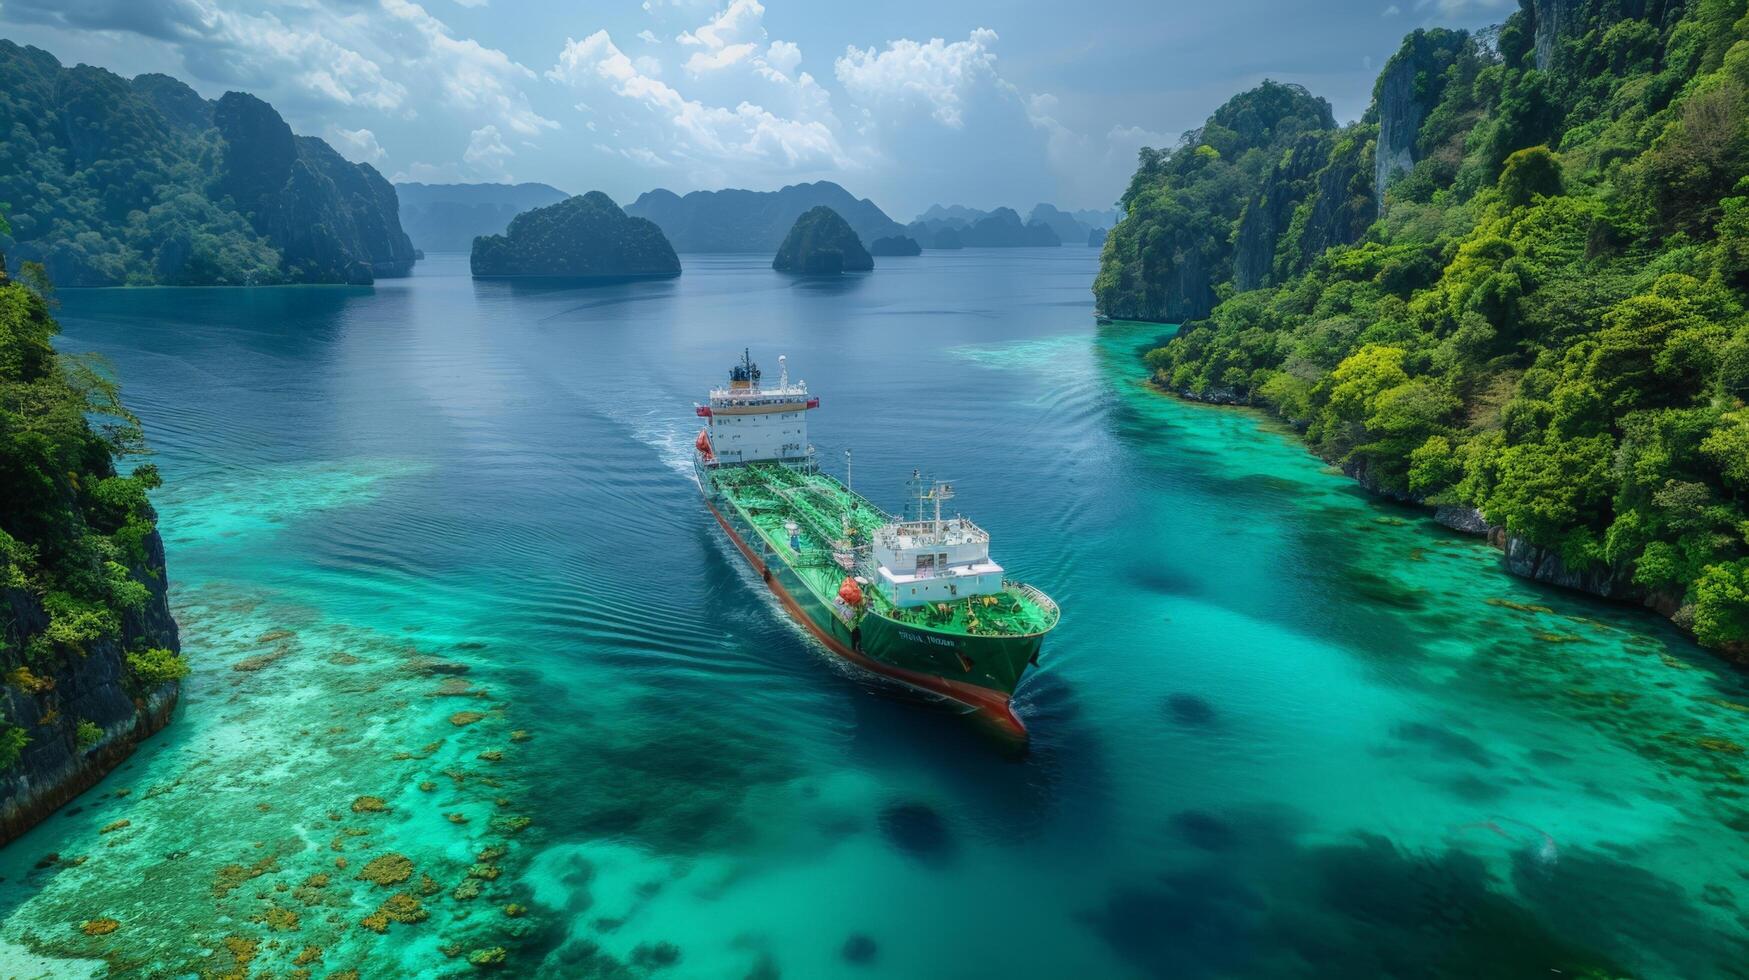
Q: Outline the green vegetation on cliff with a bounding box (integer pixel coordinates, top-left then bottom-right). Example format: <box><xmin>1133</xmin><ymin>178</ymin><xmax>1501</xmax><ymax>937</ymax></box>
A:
<box><xmin>470</xmin><ymin>192</ymin><xmax>680</xmax><ymax>279</ymax></box>
<box><xmin>1107</xmin><ymin>1</ymin><xmax>1749</xmax><ymax>654</ymax></box>
<box><xmin>1095</xmin><ymin>80</ymin><xmax>1346</xmax><ymax>322</ymax></box>
<box><xmin>0</xmin><ymin>247</ymin><xmax>185</xmax><ymax>772</ymax></box>
<box><xmin>0</xmin><ymin>40</ymin><xmax>413</xmax><ymax>286</ymax></box>
<box><xmin>772</xmin><ymin>207</ymin><xmax>874</xmax><ymax>274</ymax></box>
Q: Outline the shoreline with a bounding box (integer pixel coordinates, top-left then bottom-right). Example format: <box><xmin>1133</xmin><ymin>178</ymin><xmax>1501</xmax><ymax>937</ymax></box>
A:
<box><xmin>1153</xmin><ymin>377</ymin><xmax>1707</xmax><ymax>654</ymax></box>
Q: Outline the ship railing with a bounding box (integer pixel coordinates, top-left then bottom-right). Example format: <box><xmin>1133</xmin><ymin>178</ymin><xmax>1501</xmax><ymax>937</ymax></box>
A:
<box><xmin>708</xmin><ymin>384</ymin><xmax>810</xmax><ymax>401</ymax></box>
<box><xmin>1009</xmin><ymin>581</ymin><xmax>1061</xmax><ymax>627</ymax></box>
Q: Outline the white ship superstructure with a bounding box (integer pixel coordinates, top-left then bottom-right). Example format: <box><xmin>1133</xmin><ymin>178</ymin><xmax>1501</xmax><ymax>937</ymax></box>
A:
<box><xmin>694</xmin><ymin>350</ymin><xmax>817</xmax><ymax>466</ymax></box>
<box><xmin>872</xmin><ymin>478</ymin><xmax>1005</xmax><ymax>608</ymax></box>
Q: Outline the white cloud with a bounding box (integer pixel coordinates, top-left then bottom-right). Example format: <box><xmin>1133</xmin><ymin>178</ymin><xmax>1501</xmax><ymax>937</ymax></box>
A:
<box><xmin>677</xmin><ymin>0</ymin><xmax>763</xmax><ymax>50</ymax></box>
<box><xmin>765</xmin><ymin>40</ymin><xmax>801</xmax><ymax>76</ymax></box>
<box><xmin>1383</xmin><ymin>4</ymin><xmax>1400</xmax><ymax>14</ymax></box>
<box><xmin>834</xmin><ymin>28</ymin><xmax>1002</xmax><ymax>128</ymax></box>
<box><xmin>637</xmin><ymin>29</ymin><xmax>660</xmax><ymax>44</ymax></box>
<box><xmin>380</xmin><ymin>0</ymin><xmax>556</xmax><ymax>136</ymax></box>
<box><xmin>548</xmin><ymin>22</ymin><xmax>846</xmax><ymax>181</ymax></box>
<box><xmin>677</xmin><ymin>0</ymin><xmax>769</xmax><ymax>75</ymax></box>
<box><xmin>326</xmin><ymin>125</ymin><xmax>387</xmax><ymax>163</ymax></box>
<box><xmin>463</xmin><ymin>123</ymin><xmax>514</xmax><ymax>175</ymax></box>
<box><xmin>453</xmin><ymin>0</ymin><xmax>490</xmax><ymax>7</ymax></box>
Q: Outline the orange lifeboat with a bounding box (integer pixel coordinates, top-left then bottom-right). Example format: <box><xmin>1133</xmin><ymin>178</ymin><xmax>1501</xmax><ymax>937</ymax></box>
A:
<box><xmin>695</xmin><ymin>429</ymin><xmax>714</xmax><ymax>460</ymax></box>
<box><xmin>837</xmin><ymin>577</ymin><xmax>863</xmax><ymax>607</ymax></box>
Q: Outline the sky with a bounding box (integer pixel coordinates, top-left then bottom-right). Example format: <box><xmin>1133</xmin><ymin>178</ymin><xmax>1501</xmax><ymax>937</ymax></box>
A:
<box><xmin>0</xmin><ymin>0</ymin><xmax>1513</xmax><ymax>218</ymax></box>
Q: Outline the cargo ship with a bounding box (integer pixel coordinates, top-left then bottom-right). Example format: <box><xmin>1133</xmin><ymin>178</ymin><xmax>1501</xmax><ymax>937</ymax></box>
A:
<box><xmin>693</xmin><ymin>351</ymin><xmax>1059</xmax><ymax>737</ymax></box>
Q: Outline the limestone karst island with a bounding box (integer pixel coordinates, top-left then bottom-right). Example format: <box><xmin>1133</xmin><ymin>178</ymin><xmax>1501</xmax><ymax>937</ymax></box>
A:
<box><xmin>1</xmin><ymin>2</ymin><xmax>1748</xmax><ymax>977</ymax></box>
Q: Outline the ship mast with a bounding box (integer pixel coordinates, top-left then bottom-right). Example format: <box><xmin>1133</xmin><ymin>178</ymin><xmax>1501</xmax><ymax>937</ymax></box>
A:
<box><xmin>929</xmin><ymin>480</ymin><xmax>954</xmax><ymax>528</ymax></box>
<box><xmin>907</xmin><ymin>470</ymin><xmax>954</xmax><ymax>530</ymax></box>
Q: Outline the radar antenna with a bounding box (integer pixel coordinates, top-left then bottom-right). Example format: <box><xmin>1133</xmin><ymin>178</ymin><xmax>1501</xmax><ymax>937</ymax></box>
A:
<box><xmin>906</xmin><ymin>470</ymin><xmax>955</xmax><ymax>528</ymax></box>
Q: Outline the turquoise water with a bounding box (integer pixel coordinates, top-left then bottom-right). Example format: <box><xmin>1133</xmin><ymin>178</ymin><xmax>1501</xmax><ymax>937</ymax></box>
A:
<box><xmin>3</xmin><ymin>250</ymin><xmax>1748</xmax><ymax>977</ymax></box>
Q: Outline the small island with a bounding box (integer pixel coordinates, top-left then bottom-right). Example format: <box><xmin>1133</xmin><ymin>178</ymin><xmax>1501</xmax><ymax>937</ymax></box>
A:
<box><xmin>771</xmin><ymin>206</ymin><xmax>874</xmax><ymax>274</ymax></box>
<box><xmin>869</xmin><ymin>235</ymin><xmax>922</xmax><ymax>257</ymax></box>
<box><xmin>470</xmin><ymin>192</ymin><xmax>680</xmax><ymax>280</ymax></box>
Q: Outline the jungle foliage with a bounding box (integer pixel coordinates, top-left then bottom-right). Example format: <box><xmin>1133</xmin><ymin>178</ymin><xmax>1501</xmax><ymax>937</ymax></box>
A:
<box><xmin>1107</xmin><ymin>0</ymin><xmax>1749</xmax><ymax>653</ymax></box>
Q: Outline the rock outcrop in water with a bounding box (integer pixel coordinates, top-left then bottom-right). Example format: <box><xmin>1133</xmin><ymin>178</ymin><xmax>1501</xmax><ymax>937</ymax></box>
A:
<box><xmin>0</xmin><ymin>41</ymin><xmax>414</xmax><ymax>286</ymax></box>
<box><xmin>772</xmin><ymin>207</ymin><xmax>874</xmax><ymax>274</ymax></box>
<box><xmin>470</xmin><ymin>192</ymin><xmax>681</xmax><ymax>279</ymax></box>
<box><xmin>0</xmin><ymin>273</ymin><xmax>183</xmax><ymax>844</ymax></box>
<box><xmin>215</xmin><ymin>93</ymin><xmax>417</xmax><ymax>284</ymax></box>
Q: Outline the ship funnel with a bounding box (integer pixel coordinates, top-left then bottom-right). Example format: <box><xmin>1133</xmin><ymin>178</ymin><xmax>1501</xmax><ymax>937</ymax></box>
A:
<box><xmin>779</xmin><ymin>354</ymin><xmax>788</xmax><ymax>389</ymax></box>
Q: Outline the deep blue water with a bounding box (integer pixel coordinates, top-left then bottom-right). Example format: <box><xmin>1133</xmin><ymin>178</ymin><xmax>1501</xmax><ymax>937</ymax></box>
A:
<box><xmin>1</xmin><ymin>249</ymin><xmax>1746</xmax><ymax>977</ymax></box>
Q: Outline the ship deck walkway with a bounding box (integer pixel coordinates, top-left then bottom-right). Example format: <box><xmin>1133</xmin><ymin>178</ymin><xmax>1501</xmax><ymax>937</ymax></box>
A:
<box><xmin>711</xmin><ymin>462</ymin><xmax>1058</xmax><ymax>638</ymax></box>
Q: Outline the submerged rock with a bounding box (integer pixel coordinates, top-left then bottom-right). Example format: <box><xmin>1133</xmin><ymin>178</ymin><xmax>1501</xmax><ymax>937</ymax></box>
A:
<box><xmin>1164</xmin><ymin>693</ymin><xmax>1218</xmax><ymax>726</ymax></box>
<box><xmin>878</xmin><ymin>803</ymin><xmax>954</xmax><ymax>863</ymax></box>
<box><xmin>842</xmin><ymin>933</ymin><xmax>877</xmax><ymax>964</ymax></box>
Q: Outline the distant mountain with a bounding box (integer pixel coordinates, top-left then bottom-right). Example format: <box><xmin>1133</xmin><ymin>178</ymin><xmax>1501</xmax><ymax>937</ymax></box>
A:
<box><xmin>0</xmin><ymin>41</ymin><xmax>413</xmax><ymax>286</ymax></box>
<box><xmin>916</xmin><ymin>204</ymin><xmax>988</xmax><ymax>225</ymax></box>
<box><xmin>625</xmin><ymin>181</ymin><xmax>905</xmax><ymax>253</ymax></box>
<box><xmin>397</xmin><ymin>182</ymin><xmax>569</xmax><ymax>252</ymax></box>
<box><xmin>1026</xmin><ymin>204</ymin><xmax>1124</xmax><ymax>246</ymax></box>
<box><xmin>911</xmin><ymin>204</ymin><xmax>1098</xmax><ymax>247</ymax></box>
<box><xmin>1072</xmin><ymin>207</ymin><xmax>1122</xmax><ymax>231</ymax></box>
<box><xmin>1026</xmin><ymin>204</ymin><xmax>1092</xmax><ymax>245</ymax></box>
<box><xmin>924</xmin><ymin>226</ymin><xmax>964</xmax><ymax>250</ymax></box>
<box><xmin>470</xmin><ymin>192</ymin><xmax>679</xmax><ymax>279</ymax></box>
<box><xmin>772</xmin><ymin>206</ymin><xmax>873</xmax><ymax>274</ymax></box>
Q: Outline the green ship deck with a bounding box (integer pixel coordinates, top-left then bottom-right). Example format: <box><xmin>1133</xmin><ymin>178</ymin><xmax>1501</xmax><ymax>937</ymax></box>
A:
<box><xmin>710</xmin><ymin>462</ymin><xmax>1058</xmax><ymax>637</ymax></box>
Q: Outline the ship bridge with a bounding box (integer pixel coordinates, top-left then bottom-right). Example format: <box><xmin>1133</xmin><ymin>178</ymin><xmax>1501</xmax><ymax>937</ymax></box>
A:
<box><xmin>872</xmin><ymin>479</ymin><xmax>1006</xmax><ymax>608</ymax></box>
<box><xmin>695</xmin><ymin>349</ymin><xmax>818</xmax><ymax>467</ymax></box>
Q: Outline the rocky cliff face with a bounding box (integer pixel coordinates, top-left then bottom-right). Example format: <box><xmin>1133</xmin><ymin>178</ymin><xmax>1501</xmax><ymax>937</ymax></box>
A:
<box><xmin>1234</xmin><ymin>133</ymin><xmax>1331</xmax><ymax>291</ymax></box>
<box><xmin>0</xmin><ymin>520</ymin><xmax>180</xmax><ymax>846</ymax></box>
<box><xmin>1374</xmin><ymin>29</ymin><xmax>1469</xmax><ymax>214</ymax></box>
<box><xmin>1300</xmin><ymin>134</ymin><xmax>1375</xmax><ymax>266</ymax></box>
<box><xmin>1160</xmin><ymin>234</ymin><xmax>1216</xmax><ymax>322</ymax></box>
<box><xmin>1532</xmin><ymin>0</ymin><xmax>1578</xmax><ymax>70</ymax></box>
<box><xmin>214</xmin><ymin>93</ymin><xmax>416</xmax><ymax>284</ymax></box>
